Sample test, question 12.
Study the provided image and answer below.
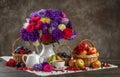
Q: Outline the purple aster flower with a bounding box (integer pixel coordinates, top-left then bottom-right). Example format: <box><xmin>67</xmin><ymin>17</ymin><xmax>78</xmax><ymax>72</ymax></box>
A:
<box><xmin>37</xmin><ymin>9</ymin><xmax>46</xmax><ymax>17</ymax></box>
<box><xmin>45</xmin><ymin>9</ymin><xmax>54</xmax><ymax>19</ymax></box>
<box><xmin>41</xmin><ymin>62</ymin><xmax>49</xmax><ymax>66</ymax></box>
<box><xmin>52</xmin><ymin>28</ymin><xmax>62</xmax><ymax>41</ymax></box>
<box><xmin>33</xmin><ymin>64</ymin><xmax>43</xmax><ymax>71</ymax></box>
<box><xmin>67</xmin><ymin>21</ymin><xmax>72</xmax><ymax>28</ymax></box>
<box><xmin>54</xmin><ymin>10</ymin><xmax>62</xmax><ymax>16</ymax></box>
<box><xmin>29</xmin><ymin>11</ymin><xmax>38</xmax><ymax>18</ymax></box>
<box><xmin>68</xmin><ymin>31</ymin><xmax>77</xmax><ymax>40</ymax></box>
<box><xmin>41</xmin><ymin>23</ymin><xmax>50</xmax><ymax>34</ymax></box>
<box><xmin>54</xmin><ymin>16</ymin><xmax>62</xmax><ymax>23</ymax></box>
<box><xmin>50</xmin><ymin>20</ymin><xmax>58</xmax><ymax>27</ymax></box>
<box><xmin>20</xmin><ymin>28</ymin><xmax>29</xmax><ymax>41</ymax></box>
<box><xmin>27</xmin><ymin>30</ymin><xmax>40</xmax><ymax>42</ymax></box>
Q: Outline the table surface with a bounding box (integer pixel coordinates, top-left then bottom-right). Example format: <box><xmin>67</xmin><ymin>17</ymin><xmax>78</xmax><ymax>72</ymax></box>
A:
<box><xmin>0</xmin><ymin>58</ymin><xmax>120</xmax><ymax>77</ymax></box>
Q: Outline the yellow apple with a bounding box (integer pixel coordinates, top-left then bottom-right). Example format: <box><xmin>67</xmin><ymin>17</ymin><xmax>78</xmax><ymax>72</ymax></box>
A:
<box><xmin>80</xmin><ymin>50</ymin><xmax>87</xmax><ymax>55</ymax></box>
<box><xmin>92</xmin><ymin>60</ymin><xmax>101</xmax><ymax>68</ymax></box>
<box><xmin>75</xmin><ymin>59</ymin><xmax>84</xmax><ymax>68</ymax></box>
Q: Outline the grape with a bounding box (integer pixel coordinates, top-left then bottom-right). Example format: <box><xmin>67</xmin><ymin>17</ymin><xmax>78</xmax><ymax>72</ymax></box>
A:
<box><xmin>61</xmin><ymin>52</ymin><xmax>66</xmax><ymax>57</ymax></box>
<box><xmin>16</xmin><ymin>62</ymin><xmax>22</xmax><ymax>68</ymax></box>
<box><xmin>14</xmin><ymin>49</ymin><xmax>19</xmax><ymax>54</ymax></box>
<box><xmin>21</xmin><ymin>63</ymin><xmax>25</xmax><ymax>67</ymax></box>
<box><xmin>25</xmin><ymin>48</ymin><xmax>28</xmax><ymax>51</ymax></box>
<box><xmin>14</xmin><ymin>46</ymin><xmax>24</xmax><ymax>54</ymax></box>
<box><xmin>20</xmin><ymin>46</ymin><xmax>24</xmax><ymax>50</ymax></box>
<box><xmin>26</xmin><ymin>50</ymin><xmax>31</xmax><ymax>54</ymax></box>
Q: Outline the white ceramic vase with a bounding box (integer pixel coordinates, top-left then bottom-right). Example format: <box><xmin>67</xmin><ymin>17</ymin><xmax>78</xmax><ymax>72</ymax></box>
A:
<box><xmin>37</xmin><ymin>43</ymin><xmax>55</xmax><ymax>61</ymax></box>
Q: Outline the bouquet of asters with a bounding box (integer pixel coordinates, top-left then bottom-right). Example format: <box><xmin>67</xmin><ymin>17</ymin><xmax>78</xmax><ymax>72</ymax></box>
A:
<box><xmin>20</xmin><ymin>9</ymin><xmax>76</xmax><ymax>45</ymax></box>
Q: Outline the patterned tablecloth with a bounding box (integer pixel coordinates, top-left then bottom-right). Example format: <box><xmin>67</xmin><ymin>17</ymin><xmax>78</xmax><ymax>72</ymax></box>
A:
<box><xmin>1</xmin><ymin>56</ymin><xmax>118</xmax><ymax>76</ymax></box>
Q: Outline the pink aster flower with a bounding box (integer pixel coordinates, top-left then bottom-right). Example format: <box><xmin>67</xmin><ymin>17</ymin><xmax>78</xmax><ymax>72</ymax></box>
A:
<box><xmin>62</xmin><ymin>12</ymin><xmax>66</xmax><ymax>18</ymax></box>
<box><xmin>43</xmin><ymin>64</ymin><xmax>52</xmax><ymax>72</ymax></box>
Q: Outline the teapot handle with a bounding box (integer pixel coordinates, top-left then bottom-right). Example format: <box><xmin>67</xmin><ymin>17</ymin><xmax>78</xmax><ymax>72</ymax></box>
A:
<box><xmin>22</xmin><ymin>54</ymin><xmax>27</xmax><ymax>64</ymax></box>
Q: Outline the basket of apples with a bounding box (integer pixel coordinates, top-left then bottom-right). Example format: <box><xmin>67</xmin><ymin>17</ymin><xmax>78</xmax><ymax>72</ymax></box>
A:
<box><xmin>72</xmin><ymin>39</ymin><xmax>99</xmax><ymax>67</ymax></box>
<box><xmin>12</xmin><ymin>37</ymin><xmax>32</xmax><ymax>63</ymax></box>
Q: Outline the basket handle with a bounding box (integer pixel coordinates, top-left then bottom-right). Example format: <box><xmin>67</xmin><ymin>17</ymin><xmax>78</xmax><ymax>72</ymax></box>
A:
<box><xmin>56</xmin><ymin>44</ymin><xmax>73</xmax><ymax>57</ymax></box>
<box><xmin>79</xmin><ymin>39</ymin><xmax>95</xmax><ymax>47</ymax></box>
<box><xmin>12</xmin><ymin>37</ymin><xmax>32</xmax><ymax>53</ymax></box>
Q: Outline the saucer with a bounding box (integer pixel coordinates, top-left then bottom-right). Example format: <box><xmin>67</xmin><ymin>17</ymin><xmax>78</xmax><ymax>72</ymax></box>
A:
<box><xmin>53</xmin><ymin>66</ymin><xmax>66</xmax><ymax>71</ymax></box>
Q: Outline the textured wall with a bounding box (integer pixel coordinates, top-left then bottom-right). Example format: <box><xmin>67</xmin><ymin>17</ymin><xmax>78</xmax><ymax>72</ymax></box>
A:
<box><xmin>0</xmin><ymin>0</ymin><xmax>120</xmax><ymax>60</ymax></box>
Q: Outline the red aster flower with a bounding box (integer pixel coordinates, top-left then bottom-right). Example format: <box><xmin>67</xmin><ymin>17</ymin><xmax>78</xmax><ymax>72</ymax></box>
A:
<box><xmin>30</xmin><ymin>16</ymin><xmax>40</xmax><ymax>23</ymax></box>
<box><xmin>35</xmin><ymin>21</ymin><xmax>42</xmax><ymax>30</ymax></box>
<box><xmin>26</xmin><ymin>23</ymin><xmax>35</xmax><ymax>32</ymax></box>
<box><xmin>62</xmin><ymin>28</ymin><xmax>72</xmax><ymax>39</ymax></box>
<box><xmin>41</xmin><ymin>34</ymin><xmax>52</xmax><ymax>43</ymax></box>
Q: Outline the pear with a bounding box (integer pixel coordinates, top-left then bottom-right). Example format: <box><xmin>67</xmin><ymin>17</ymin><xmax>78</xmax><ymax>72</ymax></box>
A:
<box><xmin>48</xmin><ymin>55</ymin><xmax>57</xmax><ymax>63</ymax></box>
<box><xmin>56</xmin><ymin>55</ymin><xmax>63</xmax><ymax>61</ymax></box>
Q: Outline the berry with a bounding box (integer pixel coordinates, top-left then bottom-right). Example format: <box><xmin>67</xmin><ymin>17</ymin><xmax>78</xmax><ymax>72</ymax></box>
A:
<box><xmin>19</xmin><ymin>49</ymin><xmax>26</xmax><ymax>54</ymax></box>
<box><xmin>6</xmin><ymin>59</ymin><xmax>16</xmax><ymax>67</ymax></box>
<box><xmin>81</xmin><ymin>66</ymin><xmax>86</xmax><ymax>70</ymax></box>
<box><xmin>65</xmin><ymin>66</ymin><xmax>79</xmax><ymax>71</ymax></box>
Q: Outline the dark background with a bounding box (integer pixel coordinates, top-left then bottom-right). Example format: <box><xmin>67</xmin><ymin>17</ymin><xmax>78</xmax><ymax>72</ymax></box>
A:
<box><xmin>0</xmin><ymin>0</ymin><xmax>120</xmax><ymax>61</ymax></box>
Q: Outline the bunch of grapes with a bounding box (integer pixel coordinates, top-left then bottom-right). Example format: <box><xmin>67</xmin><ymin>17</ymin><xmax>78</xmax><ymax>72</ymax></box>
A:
<box><xmin>14</xmin><ymin>46</ymin><xmax>31</xmax><ymax>54</ymax></box>
<box><xmin>57</xmin><ymin>52</ymin><xmax>70</xmax><ymax>58</ymax></box>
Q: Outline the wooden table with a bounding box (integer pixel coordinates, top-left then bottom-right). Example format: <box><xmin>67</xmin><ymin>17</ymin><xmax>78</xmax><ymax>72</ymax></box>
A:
<box><xmin>0</xmin><ymin>58</ymin><xmax>120</xmax><ymax>77</ymax></box>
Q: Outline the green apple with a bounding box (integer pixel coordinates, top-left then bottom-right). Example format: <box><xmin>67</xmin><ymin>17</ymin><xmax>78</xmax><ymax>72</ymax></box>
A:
<box><xmin>92</xmin><ymin>60</ymin><xmax>101</xmax><ymax>68</ymax></box>
<box><xmin>75</xmin><ymin>59</ymin><xmax>84</xmax><ymax>68</ymax></box>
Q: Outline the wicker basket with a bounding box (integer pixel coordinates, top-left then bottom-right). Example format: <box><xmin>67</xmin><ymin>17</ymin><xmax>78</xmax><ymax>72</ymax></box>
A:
<box><xmin>11</xmin><ymin>37</ymin><xmax>32</xmax><ymax>63</ymax></box>
<box><xmin>72</xmin><ymin>39</ymin><xmax>99</xmax><ymax>67</ymax></box>
<box><xmin>56</xmin><ymin>44</ymin><xmax>73</xmax><ymax>65</ymax></box>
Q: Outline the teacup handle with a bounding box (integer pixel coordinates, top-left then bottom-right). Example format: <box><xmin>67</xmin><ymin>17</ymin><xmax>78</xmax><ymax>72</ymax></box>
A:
<box><xmin>22</xmin><ymin>54</ymin><xmax>27</xmax><ymax>64</ymax></box>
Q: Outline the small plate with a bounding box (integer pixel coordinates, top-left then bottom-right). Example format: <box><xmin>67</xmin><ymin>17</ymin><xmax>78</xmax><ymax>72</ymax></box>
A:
<box><xmin>53</xmin><ymin>66</ymin><xmax>67</xmax><ymax>71</ymax></box>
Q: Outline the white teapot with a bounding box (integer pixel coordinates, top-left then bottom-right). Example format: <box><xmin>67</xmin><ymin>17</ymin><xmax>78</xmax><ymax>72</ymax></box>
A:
<box><xmin>22</xmin><ymin>51</ymin><xmax>44</xmax><ymax>68</ymax></box>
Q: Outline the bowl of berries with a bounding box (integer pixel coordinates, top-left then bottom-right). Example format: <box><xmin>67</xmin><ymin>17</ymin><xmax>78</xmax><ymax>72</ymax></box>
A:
<box><xmin>12</xmin><ymin>37</ymin><xmax>32</xmax><ymax>63</ymax></box>
<box><xmin>72</xmin><ymin>39</ymin><xmax>99</xmax><ymax>67</ymax></box>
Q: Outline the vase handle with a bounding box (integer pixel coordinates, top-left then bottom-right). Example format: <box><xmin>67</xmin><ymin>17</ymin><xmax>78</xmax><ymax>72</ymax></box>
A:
<box><xmin>39</xmin><ymin>43</ymin><xmax>45</xmax><ymax>56</ymax></box>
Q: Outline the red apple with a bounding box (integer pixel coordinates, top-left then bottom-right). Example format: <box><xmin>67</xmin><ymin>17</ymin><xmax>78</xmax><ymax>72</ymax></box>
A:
<box><xmin>88</xmin><ymin>47</ymin><xmax>97</xmax><ymax>55</ymax></box>
<box><xmin>82</xmin><ymin>43</ymin><xmax>88</xmax><ymax>50</ymax></box>
<box><xmin>69</xmin><ymin>58</ymin><xmax>76</xmax><ymax>66</ymax></box>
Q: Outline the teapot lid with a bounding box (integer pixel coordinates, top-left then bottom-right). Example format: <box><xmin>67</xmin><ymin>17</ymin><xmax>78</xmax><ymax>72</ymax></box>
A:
<box><xmin>29</xmin><ymin>51</ymin><xmax>38</xmax><ymax>56</ymax></box>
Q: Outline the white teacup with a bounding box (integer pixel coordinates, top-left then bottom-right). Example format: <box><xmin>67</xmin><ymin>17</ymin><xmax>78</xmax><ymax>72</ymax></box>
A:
<box><xmin>52</xmin><ymin>60</ymin><xmax>65</xmax><ymax>69</ymax></box>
